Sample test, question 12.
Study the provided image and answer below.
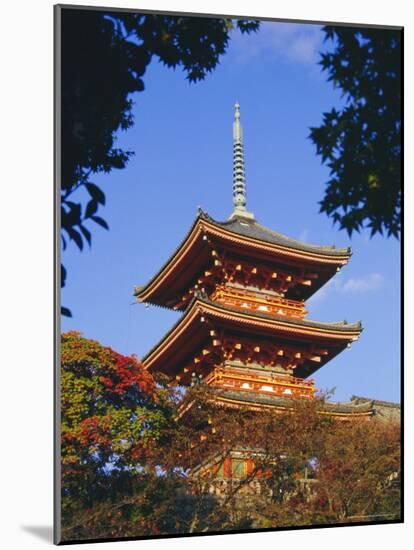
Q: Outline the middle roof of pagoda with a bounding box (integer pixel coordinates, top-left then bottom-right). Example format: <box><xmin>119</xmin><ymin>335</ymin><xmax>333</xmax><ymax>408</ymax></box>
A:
<box><xmin>141</xmin><ymin>292</ymin><xmax>362</xmax><ymax>381</ymax></box>
<box><xmin>134</xmin><ymin>208</ymin><xmax>352</xmax><ymax>308</ymax></box>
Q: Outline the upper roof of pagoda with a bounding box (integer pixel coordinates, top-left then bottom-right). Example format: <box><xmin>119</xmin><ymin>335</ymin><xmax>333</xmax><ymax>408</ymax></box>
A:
<box><xmin>135</xmin><ymin>103</ymin><xmax>352</xmax><ymax>307</ymax></box>
<box><xmin>215</xmin><ymin>212</ymin><xmax>350</xmax><ymax>256</ymax></box>
<box><xmin>141</xmin><ymin>293</ymin><xmax>362</xmax><ymax>380</ymax></box>
<box><xmin>135</xmin><ymin>209</ymin><xmax>351</xmax><ymax>307</ymax></box>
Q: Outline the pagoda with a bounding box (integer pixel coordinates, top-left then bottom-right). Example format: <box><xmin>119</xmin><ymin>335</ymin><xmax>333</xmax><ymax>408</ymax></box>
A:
<box><xmin>135</xmin><ymin>103</ymin><xmax>372</xmax><ymax>423</ymax></box>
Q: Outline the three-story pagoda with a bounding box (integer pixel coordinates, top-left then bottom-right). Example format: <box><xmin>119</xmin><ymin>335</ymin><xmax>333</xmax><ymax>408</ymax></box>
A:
<box><xmin>135</xmin><ymin>104</ymin><xmax>372</xmax><ymax>420</ymax></box>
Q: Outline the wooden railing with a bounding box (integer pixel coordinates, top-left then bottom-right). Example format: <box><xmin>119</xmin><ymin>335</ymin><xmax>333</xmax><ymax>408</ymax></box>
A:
<box><xmin>205</xmin><ymin>368</ymin><xmax>316</xmax><ymax>399</ymax></box>
<box><xmin>211</xmin><ymin>284</ymin><xmax>307</xmax><ymax>319</ymax></box>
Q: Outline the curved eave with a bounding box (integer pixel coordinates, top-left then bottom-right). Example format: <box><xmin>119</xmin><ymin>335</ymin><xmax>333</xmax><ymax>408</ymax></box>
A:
<box><xmin>135</xmin><ymin>214</ymin><xmax>202</xmax><ymax>304</ymax></box>
<box><xmin>196</xmin><ymin>298</ymin><xmax>362</xmax><ymax>337</ymax></box>
<box><xmin>200</xmin><ymin>216</ymin><xmax>351</xmax><ymax>262</ymax></box>
<box><xmin>135</xmin><ymin>212</ymin><xmax>351</xmax><ymax>306</ymax></box>
<box><xmin>210</xmin><ymin>391</ymin><xmax>374</xmax><ymax>419</ymax></box>
<box><xmin>142</xmin><ymin>297</ymin><xmax>362</xmax><ymax>378</ymax></box>
<box><xmin>207</xmin><ymin>211</ymin><xmax>351</xmax><ymax>257</ymax></box>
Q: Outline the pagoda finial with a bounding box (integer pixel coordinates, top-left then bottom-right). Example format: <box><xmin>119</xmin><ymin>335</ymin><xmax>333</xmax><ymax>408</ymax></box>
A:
<box><xmin>229</xmin><ymin>102</ymin><xmax>255</xmax><ymax>221</ymax></box>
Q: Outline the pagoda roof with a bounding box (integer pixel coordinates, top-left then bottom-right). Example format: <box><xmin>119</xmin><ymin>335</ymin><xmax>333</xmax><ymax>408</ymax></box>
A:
<box><xmin>142</xmin><ymin>294</ymin><xmax>362</xmax><ymax>379</ymax></box>
<box><xmin>205</xmin><ymin>211</ymin><xmax>350</xmax><ymax>257</ymax></box>
<box><xmin>350</xmin><ymin>395</ymin><xmax>400</xmax><ymax>419</ymax></box>
<box><xmin>135</xmin><ymin>209</ymin><xmax>352</xmax><ymax>307</ymax></box>
<box><xmin>208</xmin><ymin>388</ymin><xmax>375</xmax><ymax>418</ymax></box>
<box><xmin>350</xmin><ymin>395</ymin><xmax>401</xmax><ymax>408</ymax></box>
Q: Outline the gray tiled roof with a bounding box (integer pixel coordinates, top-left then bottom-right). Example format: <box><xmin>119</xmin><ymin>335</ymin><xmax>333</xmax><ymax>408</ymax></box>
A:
<box><xmin>142</xmin><ymin>294</ymin><xmax>362</xmax><ymax>363</ymax></box>
<box><xmin>200</xmin><ymin>210</ymin><xmax>351</xmax><ymax>257</ymax></box>
<box><xmin>213</xmin><ymin>388</ymin><xmax>374</xmax><ymax>414</ymax></box>
<box><xmin>351</xmin><ymin>395</ymin><xmax>401</xmax><ymax>409</ymax></box>
<box><xmin>135</xmin><ymin>209</ymin><xmax>351</xmax><ymax>301</ymax></box>
<box><xmin>198</xmin><ymin>293</ymin><xmax>362</xmax><ymax>333</ymax></box>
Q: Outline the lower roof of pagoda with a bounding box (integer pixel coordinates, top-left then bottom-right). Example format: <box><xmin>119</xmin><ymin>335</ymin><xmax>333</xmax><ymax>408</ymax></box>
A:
<box><xmin>135</xmin><ymin>210</ymin><xmax>352</xmax><ymax>307</ymax></box>
<box><xmin>141</xmin><ymin>295</ymin><xmax>362</xmax><ymax>379</ymax></box>
<box><xmin>203</xmin><ymin>388</ymin><xmax>375</xmax><ymax>418</ymax></box>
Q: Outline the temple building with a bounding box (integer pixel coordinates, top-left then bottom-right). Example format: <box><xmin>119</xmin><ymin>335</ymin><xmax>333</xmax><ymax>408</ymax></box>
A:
<box><xmin>135</xmin><ymin>104</ymin><xmax>399</xmax><ymax>480</ymax></box>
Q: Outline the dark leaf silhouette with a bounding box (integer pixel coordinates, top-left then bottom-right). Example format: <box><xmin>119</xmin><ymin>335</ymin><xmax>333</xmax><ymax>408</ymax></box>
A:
<box><xmin>85</xmin><ymin>182</ymin><xmax>106</xmax><ymax>205</ymax></box>
<box><xmin>79</xmin><ymin>225</ymin><xmax>92</xmax><ymax>246</ymax></box>
<box><xmin>67</xmin><ymin>227</ymin><xmax>83</xmax><ymax>251</ymax></box>
<box><xmin>61</xmin><ymin>306</ymin><xmax>72</xmax><ymax>317</ymax></box>
<box><xmin>310</xmin><ymin>26</ymin><xmax>401</xmax><ymax>239</ymax></box>
<box><xmin>59</xmin><ymin>8</ymin><xmax>259</xmax><ymax>315</ymax></box>
<box><xmin>90</xmin><ymin>216</ymin><xmax>109</xmax><ymax>230</ymax></box>
<box><xmin>85</xmin><ymin>199</ymin><xmax>98</xmax><ymax>219</ymax></box>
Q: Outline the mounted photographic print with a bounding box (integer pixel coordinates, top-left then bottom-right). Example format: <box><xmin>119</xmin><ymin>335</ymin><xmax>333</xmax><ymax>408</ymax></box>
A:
<box><xmin>55</xmin><ymin>4</ymin><xmax>402</xmax><ymax>544</ymax></box>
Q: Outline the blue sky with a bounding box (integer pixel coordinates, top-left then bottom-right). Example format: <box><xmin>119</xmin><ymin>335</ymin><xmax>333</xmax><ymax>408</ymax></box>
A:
<box><xmin>62</xmin><ymin>20</ymin><xmax>400</xmax><ymax>403</ymax></box>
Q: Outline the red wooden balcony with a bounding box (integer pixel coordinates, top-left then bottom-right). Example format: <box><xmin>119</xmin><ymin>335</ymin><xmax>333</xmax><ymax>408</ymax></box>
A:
<box><xmin>205</xmin><ymin>368</ymin><xmax>316</xmax><ymax>400</ymax></box>
<box><xmin>210</xmin><ymin>284</ymin><xmax>307</xmax><ymax>319</ymax></box>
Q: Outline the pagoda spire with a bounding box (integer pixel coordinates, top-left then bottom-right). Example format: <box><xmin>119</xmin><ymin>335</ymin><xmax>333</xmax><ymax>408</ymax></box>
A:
<box><xmin>229</xmin><ymin>102</ymin><xmax>255</xmax><ymax>220</ymax></box>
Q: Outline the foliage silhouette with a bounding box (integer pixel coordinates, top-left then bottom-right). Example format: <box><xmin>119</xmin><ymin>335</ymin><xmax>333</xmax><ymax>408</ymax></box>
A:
<box><xmin>310</xmin><ymin>26</ymin><xmax>401</xmax><ymax>238</ymax></box>
<box><xmin>60</xmin><ymin>8</ymin><xmax>259</xmax><ymax>316</ymax></box>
